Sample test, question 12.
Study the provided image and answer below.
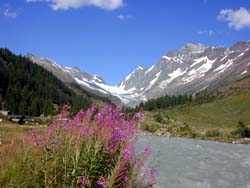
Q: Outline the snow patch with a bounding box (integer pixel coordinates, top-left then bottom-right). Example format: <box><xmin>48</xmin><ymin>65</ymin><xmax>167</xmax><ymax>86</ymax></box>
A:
<box><xmin>137</xmin><ymin>66</ymin><xmax>144</xmax><ymax>70</ymax></box>
<box><xmin>122</xmin><ymin>66</ymin><xmax>144</xmax><ymax>83</ymax></box>
<box><xmin>76</xmin><ymin>76</ymin><xmax>141</xmax><ymax>104</ymax></box>
<box><xmin>159</xmin><ymin>68</ymin><xmax>187</xmax><ymax>88</ymax></box>
<box><xmin>213</xmin><ymin>59</ymin><xmax>233</xmax><ymax>74</ymax></box>
<box><xmin>220</xmin><ymin>55</ymin><xmax>228</xmax><ymax>62</ymax></box>
<box><xmin>93</xmin><ymin>75</ymin><xmax>103</xmax><ymax>83</ymax></box>
<box><xmin>143</xmin><ymin>71</ymin><xmax>161</xmax><ymax>93</ymax></box>
<box><xmin>172</xmin><ymin>56</ymin><xmax>184</xmax><ymax>64</ymax></box>
<box><xmin>241</xmin><ymin>70</ymin><xmax>248</xmax><ymax>75</ymax></box>
<box><xmin>162</xmin><ymin>56</ymin><xmax>171</xmax><ymax>61</ymax></box>
<box><xmin>145</xmin><ymin>65</ymin><xmax>155</xmax><ymax>74</ymax></box>
<box><xmin>183</xmin><ymin>58</ymin><xmax>216</xmax><ymax>83</ymax></box>
<box><xmin>74</xmin><ymin>78</ymin><xmax>108</xmax><ymax>94</ymax></box>
<box><xmin>235</xmin><ymin>53</ymin><xmax>244</xmax><ymax>59</ymax></box>
<box><xmin>191</xmin><ymin>56</ymin><xmax>209</xmax><ymax>67</ymax></box>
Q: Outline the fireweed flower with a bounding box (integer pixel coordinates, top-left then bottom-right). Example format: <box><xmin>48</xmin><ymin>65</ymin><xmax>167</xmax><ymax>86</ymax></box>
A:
<box><xmin>122</xmin><ymin>146</ymin><xmax>133</xmax><ymax>160</ymax></box>
<box><xmin>80</xmin><ymin>127</ymin><xmax>90</xmax><ymax>137</ymax></box>
<box><xmin>110</xmin><ymin>128</ymin><xmax>124</xmax><ymax>143</ymax></box>
<box><xmin>30</xmin><ymin>130</ymin><xmax>37</xmax><ymax>137</ymax></box>
<box><xmin>77</xmin><ymin>176</ymin><xmax>89</xmax><ymax>186</ymax></box>
<box><xmin>27</xmin><ymin>130</ymin><xmax>37</xmax><ymax>143</ymax></box>
<box><xmin>25</xmin><ymin>105</ymin><xmax>157</xmax><ymax>188</ymax></box>
<box><xmin>76</xmin><ymin>110</ymin><xmax>85</xmax><ymax>119</ymax></box>
<box><xmin>61</xmin><ymin>104</ymin><xmax>71</xmax><ymax>118</ymax></box>
<box><xmin>85</xmin><ymin>105</ymin><xmax>96</xmax><ymax>120</ymax></box>
<box><xmin>143</xmin><ymin>146</ymin><xmax>152</xmax><ymax>157</ymax></box>
<box><xmin>97</xmin><ymin>179</ymin><xmax>108</xmax><ymax>187</ymax></box>
<box><xmin>133</xmin><ymin>112</ymin><xmax>144</xmax><ymax>122</ymax></box>
<box><xmin>34</xmin><ymin>140</ymin><xmax>43</xmax><ymax>148</ymax></box>
<box><xmin>147</xmin><ymin>167</ymin><xmax>159</xmax><ymax>186</ymax></box>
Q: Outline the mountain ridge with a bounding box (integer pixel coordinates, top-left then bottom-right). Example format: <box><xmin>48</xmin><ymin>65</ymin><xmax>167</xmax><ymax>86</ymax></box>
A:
<box><xmin>0</xmin><ymin>48</ymin><xmax>95</xmax><ymax>116</ymax></box>
<box><xmin>27</xmin><ymin>41</ymin><xmax>250</xmax><ymax>106</ymax></box>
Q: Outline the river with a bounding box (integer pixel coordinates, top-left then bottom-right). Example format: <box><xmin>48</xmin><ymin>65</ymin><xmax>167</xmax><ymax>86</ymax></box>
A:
<box><xmin>137</xmin><ymin>135</ymin><xmax>250</xmax><ymax>188</ymax></box>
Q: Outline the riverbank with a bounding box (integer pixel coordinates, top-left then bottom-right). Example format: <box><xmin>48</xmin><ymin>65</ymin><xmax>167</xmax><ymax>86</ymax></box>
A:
<box><xmin>140</xmin><ymin>109</ymin><xmax>250</xmax><ymax>144</ymax></box>
<box><xmin>142</xmin><ymin>129</ymin><xmax>250</xmax><ymax>144</ymax></box>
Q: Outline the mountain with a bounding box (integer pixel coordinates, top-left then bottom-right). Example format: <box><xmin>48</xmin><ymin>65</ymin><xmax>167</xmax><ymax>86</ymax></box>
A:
<box><xmin>0</xmin><ymin>48</ymin><xmax>94</xmax><ymax>116</ymax></box>
<box><xmin>116</xmin><ymin>41</ymin><xmax>250</xmax><ymax>106</ymax></box>
<box><xmin>27</xmin><ymin>54</ymin><xmax>137</xmax><ymax>104</ymax></box>
<box><xmin>156</xmin><ymin>75</ymin><xmax>250</xmax><ymax>130</ymax></box>
<box><xmin>139</xmin><ymin>75</ymin><xmax>250</xmax><ymax>143</ymax></box>
<box><xmin>28</xmin><ymin>41</ymin><xmax>250</xmax><ymax>107</ymax></box>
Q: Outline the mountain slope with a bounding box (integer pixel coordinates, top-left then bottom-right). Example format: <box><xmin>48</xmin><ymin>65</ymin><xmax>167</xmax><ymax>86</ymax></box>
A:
<box><xmin>0</xmin><ymin>48</ymin><xmax>93</xmax><ymax>116</ymax></box>
<box><xmin>27</xmin><ymin>54</ymin><xmax>136</xmax><ymax>104</ymax></box>
<box><xmin>139</xmin><ymin>76</ymin><xmax>250</xmax><ymax>143</ymax></box>
<box><xmin>26</xmin><ymin>54</ymin><xmax>122</xmax><ymax>103</ymax></box>
<box><xmin>28</xmin><ymin>41</ymin><xmax>250</xmax><ymax>107</ymax></box>
<box><xmin>117</xmin><ymin>41</ymin><xmax>250</xmax><ymax>106</ymax></box>
<box><xmin>160</xmin><ymin>75</ymin><xmax>250</xmax><ymax>129</ymax></box>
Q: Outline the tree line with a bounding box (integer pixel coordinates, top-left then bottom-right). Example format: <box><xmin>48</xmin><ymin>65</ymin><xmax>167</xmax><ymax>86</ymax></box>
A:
<box><xmin>0</xmin><ymin>48</ymin><xmax>94</xmax><ymax>116</ymax></box>
<box><xmin>136</xmin><ymin>94</ymin><xmax>193</xmax><ymax>111</ymax></box>
<box><xmin>126</xmin><ymin>89</ymin><xmax>215</xmax><ymax>113</ymax></box>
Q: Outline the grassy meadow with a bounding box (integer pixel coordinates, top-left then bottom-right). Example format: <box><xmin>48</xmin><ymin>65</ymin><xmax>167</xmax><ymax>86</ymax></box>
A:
<box><xmin>0</xmin><ymin>122</ymin><xmax>45</xmax><ymax>187</ymax></box>
<box><xmin>141</xmin><ymin>91</ymin><xmax>250</xmax><ymax>143</ymax></box>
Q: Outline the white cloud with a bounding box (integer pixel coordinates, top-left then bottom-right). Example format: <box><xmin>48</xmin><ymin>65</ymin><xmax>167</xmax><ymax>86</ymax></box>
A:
<box><xmin>0</xmin><ymin>5</ymin><xmax>17</xmax><ymax>18</ymax></box>
<box><xmin>217</xmin><ymin>7</ymin><xmax>250</xmax><ymax>30</ymax></box>
<box><xmin>26</xmin><ymin>0</ymin><xmax>124</xmax><ymax>11</ymax></box>
<box><xmin>116</xmin><ymin>14</ymin><xmax>131</xmax><ymax>20</ymax></box>
<box><xmin>197</xmin><ymin>29</ymin><xmax>215</xmax><ymax>36</ymax></box>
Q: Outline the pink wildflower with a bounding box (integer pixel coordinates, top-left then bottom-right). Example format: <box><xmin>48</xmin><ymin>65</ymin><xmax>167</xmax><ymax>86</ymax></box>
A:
<box><xmin>77</xmin><ymin>176</ymin><xmax>89</xmax><ymax>187</ymax></box>
<box><xmin>97</xmin><ymin>179</ymin><xmax>108</xmax><ymax>187</ymax></box>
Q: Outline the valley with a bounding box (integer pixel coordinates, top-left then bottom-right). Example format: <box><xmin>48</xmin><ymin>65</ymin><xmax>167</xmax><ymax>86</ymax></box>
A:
<box><xmin>139</xmin><ymin>76</ymin><xmax>250</xmax><ymax>143</ymax></box>
<box><xmin>1</xmin><ymin>1</ymin><xmax>250</xmax><ymax>187</ymax></box>
<box><xmin>27</xmin><ymin>41</ymin><xmax>250</xmax><ymax>107</ymax></box>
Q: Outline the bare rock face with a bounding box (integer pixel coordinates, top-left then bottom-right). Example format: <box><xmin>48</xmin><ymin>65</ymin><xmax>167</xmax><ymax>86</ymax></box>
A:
<box><xmin>28</xmin><ymin>41</ymin><xmax>250</xmax><ymax>107</ymax></box>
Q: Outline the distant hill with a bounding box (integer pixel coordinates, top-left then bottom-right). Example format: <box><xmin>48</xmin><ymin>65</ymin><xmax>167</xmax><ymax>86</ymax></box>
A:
<box><xmin>0</xmin><ymin>48</ymin><xmax>109</xmax><ymax>116</ymax></box>
<box><xmin>145</xmin><ymin>75</ymin><xmax>250</xmax><ymax>129</ymax></box>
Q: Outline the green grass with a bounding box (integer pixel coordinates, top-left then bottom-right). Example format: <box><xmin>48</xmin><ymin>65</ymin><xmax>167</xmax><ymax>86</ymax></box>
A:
<box><xmin>140</xmin><ymin>91</ymin><xmax>250</xmax><ymax>143</ymax></box>
<box><xmin>167</xmin><ymin>92</ymin><xmax>250</xmax><ymax>129</ymax></box>
<box><xmin>0</xmin><ymin>122</ymin><xmax>47</xmax><ymax>187</ymax></box>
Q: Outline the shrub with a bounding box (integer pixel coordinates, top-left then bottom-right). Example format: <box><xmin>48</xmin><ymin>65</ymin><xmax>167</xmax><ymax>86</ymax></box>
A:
<box><xmin>141</xmin><ymin>122</ymin><xmax>159</xmax><ymax>133</ymax></box>
<box><xmin>205</xmin><ymin>129</ymin><xmax>220</xmax><ymax>137</ymax></box>
<box><xmin>232</xmin><ymin>121</ymin><xmax>250</xmax><ymax>138</ymax></box>
<box><xmin>178</xmin><ymin>124</ymin><xmax>192</xmax><ymax>133</ymax></box>
<box><xmin>13</xmin><ymin>105</ymin><xmax>157</xmax><ymax>188</ymax></box>
<box><xmin>154</xmin><ymin>113</ymin><xmax>164</xmax><ymax>123</ymax></box>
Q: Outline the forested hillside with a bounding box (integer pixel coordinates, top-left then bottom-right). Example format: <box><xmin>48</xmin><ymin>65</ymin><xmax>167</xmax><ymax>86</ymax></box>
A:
<box><xmin>136</xmin><ymin>94</ymin><xmax>193</xmax><ymax>111</ymax></box>
<box><xmin>0</xmin><ymin>48</ymin><xmax>93</xmax><ymax>116</ymax></box>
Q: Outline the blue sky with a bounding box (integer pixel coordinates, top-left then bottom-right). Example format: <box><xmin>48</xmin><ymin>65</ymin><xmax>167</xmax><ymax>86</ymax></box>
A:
<box><xmin>0</xmin><ymin>0</ymin><xmax>250</xmax><ymax>85</ymax></box>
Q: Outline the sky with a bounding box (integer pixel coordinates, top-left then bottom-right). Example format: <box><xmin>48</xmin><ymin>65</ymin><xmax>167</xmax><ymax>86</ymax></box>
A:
<box><xmin>0</xmin><ymin>0</ymin><xmax>250</xmax><ymax>85</ymax></box>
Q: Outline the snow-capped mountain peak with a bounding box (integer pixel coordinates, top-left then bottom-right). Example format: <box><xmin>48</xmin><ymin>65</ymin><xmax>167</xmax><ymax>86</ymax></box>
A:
<box><xmin>28</xmin><ymin>41</ymin><xmax>250</xmax><ymax>107</ymax></box>
<box><xmin>114</xmin><ymin>41</ymin><xmax>250</xmax><ymax>106</ymax></box>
